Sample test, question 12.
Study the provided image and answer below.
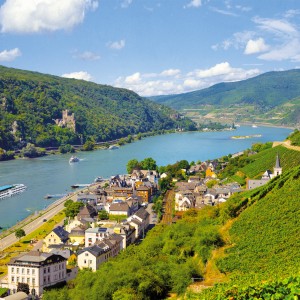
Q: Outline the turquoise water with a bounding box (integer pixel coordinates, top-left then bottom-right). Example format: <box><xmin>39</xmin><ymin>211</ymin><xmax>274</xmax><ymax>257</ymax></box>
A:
<box><xmin>0</xmin><ymin>126</ymin><xmax>292</xmax><ymax>228</ymax></box>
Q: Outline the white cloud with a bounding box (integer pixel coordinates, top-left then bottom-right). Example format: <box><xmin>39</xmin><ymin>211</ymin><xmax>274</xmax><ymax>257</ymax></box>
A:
<box><xmin>0</xmin><ymin>0</ymin><xmax>98</xmax><ymax>33</ymax></box>
<box><xmin>114</xmin><ymin>62</ymin><xmax>260</xmax><ymax>97</ymax></box>
<box><xmin>121</xmin><ymin>0</ymin><xmax>132</xmax><ymax>8</ymax></box>
<box><xmin>284</xmin><ymin>9</ymin><xmax>300</xmax><ymax>18</ymax></box>
<box><xmin>107</xmin><ymin>39</ymin><xmax>126</xmax><ymax>50</ymax></box>
<box><xmin>253</xmin><ymin>17</ymin><xmax>297</xmax><ymax>36</ymax></box>
<box><xmin>185</xmin><ymin>0</ymin><xmax>202</xmax><ymax>8</ymax></box>
<box><xmin>244</xmin><ymin>38</ymin><xmax>269</xmax><ymax>54</ymax></box>
<box><xmin>160</xmin><ymin>69</ymin><xmax>181</xmax><ymax>77</ymax></box>
<box><xmin>62</xmin><ymin>71</ymin><xmax>93</xmax><ymax>81</ymax></box>
<box><xmin>0</xmin><ymin>48</ymin><xmax>21</xmax><ymax>61</ymax></box>
<box><xmin>210</xmin><ymin>6</ymin><xmax>238</xmax><ymax>17</ymax></box>
<box><xmin>73</xmin><ymin>51</ymin><xmax>100</xmax><ymax>61</ymax></box>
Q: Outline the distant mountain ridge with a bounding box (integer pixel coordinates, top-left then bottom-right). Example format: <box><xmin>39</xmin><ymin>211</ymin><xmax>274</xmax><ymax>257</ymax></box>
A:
<box><xmin>150</xmin><ymin>69</ymin><xmax>300</xmax><ymax>108</ymax></box>
<box><xmin>0</xmin><ymin>66</ymin><xmax>195</xmax><ymax>150</ymax></box>
<box><xmin>150</xmin><ymin>69</ymin><xmax>300</xmax><ymax>126</ymax></box>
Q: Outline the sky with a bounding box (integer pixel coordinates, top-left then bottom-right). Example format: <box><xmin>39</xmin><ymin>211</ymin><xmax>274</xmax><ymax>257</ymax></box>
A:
<box><xmin>0</xmin><ymin>0</ymin><xmax>300</xmax><ymax>97</ymax></box>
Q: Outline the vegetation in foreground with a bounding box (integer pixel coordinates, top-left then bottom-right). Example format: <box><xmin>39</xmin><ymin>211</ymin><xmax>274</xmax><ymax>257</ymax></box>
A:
<box><xmin>43</xmin><ymin>146</ymin><xmax>300</xmax><ymax>299</ymax></box>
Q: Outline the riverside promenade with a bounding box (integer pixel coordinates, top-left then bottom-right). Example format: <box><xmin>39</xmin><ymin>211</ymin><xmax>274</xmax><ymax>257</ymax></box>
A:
<box><xmin>0</xmin><ymin>183</ymin><xmax>99</xmax><ymax>252</ymax></box>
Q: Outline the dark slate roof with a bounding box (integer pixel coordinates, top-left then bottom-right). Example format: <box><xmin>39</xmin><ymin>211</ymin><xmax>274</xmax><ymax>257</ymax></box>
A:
<box><xmin>134</xmin><ymin>207</ymin><xmax>149</xmax><ymax>220</ymax></box>
<box><xmin>110</xmin><ymin>202</ymin><xmax>129</xmax><ymax>212</ymax></box>
<box><xmin>53</xmin><ymin>226</ymin><xmax>69</xmax><ymax>242</ymax></box>
<box><xmin>78</xmin><ymin>245</ymin><xmax>105</xmax><ymax>257</ymax></box>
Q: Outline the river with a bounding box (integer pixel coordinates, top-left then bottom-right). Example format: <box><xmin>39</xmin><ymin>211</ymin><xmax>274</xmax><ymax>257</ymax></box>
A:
<box><xmin>0</xmin><ymin>125</ymin><xmax>292</xmax><ymax>229</ymax></box>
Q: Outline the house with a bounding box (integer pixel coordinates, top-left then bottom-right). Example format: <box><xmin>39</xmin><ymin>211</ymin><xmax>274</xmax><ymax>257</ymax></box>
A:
<box><xmin>77</xmin><ymin>194</ymin><xmax>98</xmax><ymax>206</ymax></box>
<box><xmin>77</xmin><ymin>235</ymin><xmax>122</xmax><ymax>271</ymax></box>
<box><xmin>127</xmin><ymin>208</ymin><xmax>150</xmax><ymax>238</ymax></box>
<box><xmin>85</xmin><ymin>227</ymin><xmax>113</xmax><ymax>247</ymax></box>
<box><xmin>7</xmin><ymin>251</ymin><xmax>67</xmax><ymax>297</ymax></box>
<box><xmin>77</xmin><ymin>204</ymin><xmax>98</xmax><ymax>220</ymax></box>
<box><xmin>109</xmin><ymin>202</ymin><xmax>130</xmax><ymax>216</ymax></box>
<box><xmin>69</xmin><ymin>226</ymin><xmax>85</xmax><ymax>245</ymax></box>
<box><xmin>112</xmin><ymin>224</ymin><xmax>136</xmax><ymax>248</ymax></box>
<box><xmin>136</xmin><ymin>185</ymin><xmax>151</xmax><ymax>203</ymax></box>
<box><xmin>43</xmin><ymin>226</ymin><xmax>69</xmax><ymax>251</ymax></box>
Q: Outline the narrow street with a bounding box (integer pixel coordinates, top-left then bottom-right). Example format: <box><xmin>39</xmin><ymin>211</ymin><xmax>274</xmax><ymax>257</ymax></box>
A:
<box><xmin>161</xmin><ymin>190</ymin><xmax>174</xmax><ymax>225</ymax></box>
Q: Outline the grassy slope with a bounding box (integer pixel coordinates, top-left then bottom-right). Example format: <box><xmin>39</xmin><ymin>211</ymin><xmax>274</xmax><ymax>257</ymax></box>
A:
<box><xmin>192</xmin><ymin>165</ymin><xmax>300</xmax><ymax>299</ymax></box>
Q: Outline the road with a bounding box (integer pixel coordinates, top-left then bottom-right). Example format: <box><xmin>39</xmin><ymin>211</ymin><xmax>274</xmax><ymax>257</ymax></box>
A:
<box><xmin>0</xmin><ymin>184</ymin><xmax>97</xmax><ymax>251</ymax></box>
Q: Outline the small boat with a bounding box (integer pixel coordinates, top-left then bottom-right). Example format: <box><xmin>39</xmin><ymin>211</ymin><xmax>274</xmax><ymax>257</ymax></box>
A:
<box><xmin>71</xmin><ymin>183</ymin><xmax>91</xmax><ymax>189</ymax></box>
<box><xmin>69</xmin><ymin>156</ymin><xmax>80</xmax><ymax>163</ymax></box>
<box><xmin>252</xmin><ymin>124</ymin><xmax>258</xmax><ymax>128</ymax></box>
<box><xmin>108</xmin><ymin>145</ymin><xmax>119</xmax><ymax>150</ymax></box>
<box><xmin>0</xmin><ymin>184</ymin><xmax>27</xmax><ymax>199</ymax></box>
<box><xmin>94</xmin><ymin>176</ymin><xmax>103</xmax><ymax>183</ymax></box>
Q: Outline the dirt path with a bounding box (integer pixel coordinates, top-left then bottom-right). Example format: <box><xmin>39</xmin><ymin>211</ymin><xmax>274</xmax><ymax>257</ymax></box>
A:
<box><xmin>273</xmin><ymin>140</ymin><xmax>300</xmax><ymax>151</ymax></box>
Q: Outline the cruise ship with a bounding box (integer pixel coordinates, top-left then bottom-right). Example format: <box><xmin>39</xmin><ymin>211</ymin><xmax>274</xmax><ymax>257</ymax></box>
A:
<box><xmin>0</xmin><ymin>184</ymin><xmax>27</xmax><ymax>199</ymax></box>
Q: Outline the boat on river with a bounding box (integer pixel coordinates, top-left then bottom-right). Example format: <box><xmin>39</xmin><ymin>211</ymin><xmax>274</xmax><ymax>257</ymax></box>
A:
<box><xmin>108</xmin><ymin>145</ymin><xmax>119</xmax><ymax>150</ymax></box>
<box><xmin>69</xmin><ymin>156</ymin><xmax>80</xmax><ymax>163</ymax></box>
<box><xmin>0</xmin><ymin>184</ymin><xmax>27</xmax><ymax>199</ymax></box>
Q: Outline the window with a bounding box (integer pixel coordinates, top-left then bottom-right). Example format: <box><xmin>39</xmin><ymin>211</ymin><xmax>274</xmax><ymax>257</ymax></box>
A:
<box><xmin>27</xmin><ymin>278</ymin><xmax>30</xmax><ymax>284</ymax></box>
<box><xmin>89</xmin><ymin>260</ymin><xmax>92</xmax><ymax>264</ymax></box>
<box><xmin>32</xmin><ymin>278</ymin><xmax>35</xmax><ymax>285</ymax></box>
<box><xmin>48</xmin><ymin>275</ymin><xmax>50</xmax><ymax>282</ymax></box>
<box><xmin>11</xmin><ymin>267</ymin><xmax>14</xmax><ymax>273</ymax></box>
<box><xmin>27</xmin><ymin>269</ymin><xmax>30</xmax><ymax>275</ymax></box>
<box><xmin>59</xmin><ymin>264</ymin><xmax>61</xmax><ymax>270</ymax></box>
<box><xmin>16</xmin><ymin>268</ymin><xmax>19</xmax><ymax>274</ymax></box>
<box><xmin>84</xmin><ymin>259</ymin><xmax>86</xmax><ymax>264</ymax></box>
<box><xmin>44</xmin><ymin>276</ymin><xmax>47</xmax><ymax>283</ymax></box>
<box><xmin>11</xmin><ymin>276</ymin><xmax>14</xmax><ymax>282</ymax></box>
<box><xmin>22</xmin><ymin>277</ymin><xmax>25</xmax><ymax>283</ymax></box>
<box><xmin>22</xmin><ymin>268</ymin><xmax>24</xmax><ymax>274</ymax></box>
<box><xmin>48</xmin><ymin>239</ymin><xmax>51</xmax><ymax>242</ymax></box>
<box><xmin>48</xmin><ymin>267</ymin><xmax>50</xmax><ymax>272</ymax></box>
<box><xmin>44</xmin><ymin>269</ymin><xmax>46</xmax><ymax>274</ymax></box>
<box><xmin>16</xmin><ymin>277</ymin><xmax>19</xmax><ymax>282</ymax></box>
<box><xmin>31</xmin><ymin>289</ymin><xmax>36</xmax><ymax>296</ymax></box>
<box><xmin>32</xmin><ymin>269</ymin><xmax>35</xmax><ymax>275</ymax></box>
<box><xmin>85</xmin><ymin>253</ymin><xmax>88</xmax><ymax>256</ymax></box>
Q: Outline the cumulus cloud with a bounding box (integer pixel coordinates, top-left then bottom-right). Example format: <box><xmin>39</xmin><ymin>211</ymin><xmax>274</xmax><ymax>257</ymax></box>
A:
<box><xmin>244</xmin><ymin>38</ymin><xmax>269</xmax><ymax>54</ymax></box>
<box><xmin>0</xmin><ymin>48</ymin><xmax>21</xmax><ymax>61</ymax></box>
<box><xmin>185</xmin><ymin>0</ymin><xmax>202</xmax><ymax>8</ymax></box>
<box><xmin>0</xmin><ymin>0</ymin><xmax>98</xmax><ymax>33</ymax></box>
<box><xmin>62</xmin><ymin>71</ymin><xmax>93</xmax><ymax>81</ymax></box>
<box><xmin>114</xmin><ymin>63</ymin><xmax>260</xmax><ymax>97</ymax></box>
<box><xmin>73</xmin><ymin>51</ymin><xmax>100</xmax><ymax>61</ymax></box>
<box><xmin>107</xmin><ymin>39</ymin><xmax>126</xmax><ymax>50</ymax></box>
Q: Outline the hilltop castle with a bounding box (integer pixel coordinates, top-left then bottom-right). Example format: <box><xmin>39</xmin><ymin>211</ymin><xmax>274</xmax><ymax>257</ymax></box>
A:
<box><xmin>54</xmin><ymin>110</ymin><xmax>76</xmax><ymax>132</ymax></box>
<box><xmin>248</xmin><ymin>153</ymin><xmax>282</xmax><ymax>190</ymax></box>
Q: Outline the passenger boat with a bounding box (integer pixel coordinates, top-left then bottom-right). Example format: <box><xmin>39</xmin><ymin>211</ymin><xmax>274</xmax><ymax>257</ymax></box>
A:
<box><xmin>0</xmin><ymin>184</ymin><xmax>27</xmax><ymax>199</ymax></box>
<box><xmin>108</xmin><ymin>145</ymin><xmax>119</xmax><ymax>150</ymax></box>
<box><xmin>69</xmin><ymin>156</ymin><xmax>80</xmax><ymax>163</ymax></box>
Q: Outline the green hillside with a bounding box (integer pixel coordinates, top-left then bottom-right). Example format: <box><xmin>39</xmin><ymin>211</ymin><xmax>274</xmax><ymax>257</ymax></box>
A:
<box><xmin>151</xmin><ymin>69</ymin><xmax>300</xmax><ymax>126</ymax></box>
<box><xmin>198</xmin><ymin>165</ymin><xmax>300</xmax><ymax>299</ymax></box>
<box><xmin>0</xmin><ymin>66</ymin><xmax>195</xmax><ymax>150</ymax></box>
<box><xmin>43</xmin><ymin>146</ymin><xmax>300</xmax><ymax>300</ymax></box>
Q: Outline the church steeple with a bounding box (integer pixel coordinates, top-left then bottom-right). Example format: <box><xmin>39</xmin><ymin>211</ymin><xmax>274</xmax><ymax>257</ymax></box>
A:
<box><xmin>273</xmin><ymin>153</ymin><xmax>282</xmax><ymax>176</ymax></box>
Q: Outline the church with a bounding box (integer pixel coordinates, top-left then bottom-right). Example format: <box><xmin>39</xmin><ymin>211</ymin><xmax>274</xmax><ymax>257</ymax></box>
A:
<box><xmin>247</xmin><ymin>154</ymin><xmax>282</xmax><ymax>190</ymax></box>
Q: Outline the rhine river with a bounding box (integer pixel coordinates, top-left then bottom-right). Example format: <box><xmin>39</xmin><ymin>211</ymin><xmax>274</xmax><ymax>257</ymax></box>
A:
<box><xmin>0</xmin><ymin>125</ymin><xmax>292</xmax><ymax>229</ymax></box>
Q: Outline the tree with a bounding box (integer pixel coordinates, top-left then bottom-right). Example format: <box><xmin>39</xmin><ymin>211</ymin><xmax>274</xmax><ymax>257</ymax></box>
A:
<box><xmin>126</xmin><ymin>159</ymin><xmax>140</xmax><ymax>173</ymax></box>
<box><xmin>15</xmin><ymin>228</ymin><xmax>26</xmax><ymax>240</ymax></box>
<box><xmin>82</xmin><ymin>140</ymin><xmax>95</xmax><ymax>151</ymax></box>
<box><xmin>141</xmin><ymin>157</ymin><xmax>157</xmax><ymax>170</ymax></box>
<box><xmin>17</xmin><ymin>282</ymin><xmax>29</xmax><ymax>294</ymax></box>
<box><xmin>64</xmin><ymin>202</ymin><xmax>84</xmax><ymax>219</ymax></box>
<box><xmin>98</xmin><ymin>210</ymin><xmax>109</xmax><ymax>220</ymax></box>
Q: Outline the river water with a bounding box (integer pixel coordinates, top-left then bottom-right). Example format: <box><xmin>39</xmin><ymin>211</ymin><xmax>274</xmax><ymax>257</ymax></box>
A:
<box><xmin>0</xmin><ymin>126</ymin><xmax>292</xmax><ymax>229</ymax></box>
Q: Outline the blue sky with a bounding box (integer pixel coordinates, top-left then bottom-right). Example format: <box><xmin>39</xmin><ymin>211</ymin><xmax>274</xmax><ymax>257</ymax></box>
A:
<box><xmin>0</xmin><ymin>0</ymin><xmax>300</xmax><ymax>96</ymax></box>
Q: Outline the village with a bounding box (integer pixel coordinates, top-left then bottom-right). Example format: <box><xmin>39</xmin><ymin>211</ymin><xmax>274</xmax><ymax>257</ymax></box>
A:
<box><xmin>0</xmin><ymin>152</ymin><xmax>282</xmax><ymax>299</ymax></box>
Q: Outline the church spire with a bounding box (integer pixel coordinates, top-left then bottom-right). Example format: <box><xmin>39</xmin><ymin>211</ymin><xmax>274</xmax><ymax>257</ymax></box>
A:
<box><xmin>275</xmin><ymin>153</ymin><xmax>281</xmax><ymax>168</ymax></box>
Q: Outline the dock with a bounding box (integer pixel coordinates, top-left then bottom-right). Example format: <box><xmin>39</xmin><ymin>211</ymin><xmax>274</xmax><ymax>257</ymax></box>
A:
<box><xmin>44</xmin><ymin>193</ymin><xmax>69</xmax><ymax>199</ymax></box>
<box><xmin>71</xmin><ymin>183</ymin><xmax>91</xmax><ymax>189</ymax></box>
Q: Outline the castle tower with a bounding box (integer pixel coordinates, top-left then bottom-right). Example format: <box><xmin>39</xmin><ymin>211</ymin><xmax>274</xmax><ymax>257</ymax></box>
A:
<box><xmin>273</xmin><ymin>153</ymin><xmax>282</xmax><ymax>176</ymax></box>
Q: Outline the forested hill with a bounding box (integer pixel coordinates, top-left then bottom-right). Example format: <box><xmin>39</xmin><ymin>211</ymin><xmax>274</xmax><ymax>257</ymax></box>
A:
<box><xmin>151</xmin><ymin>69</ymin><xmax>300</xmax><ymax>110</ymax></box>
<box><xmin>0</xmin><ymin>66</ymin><xmax>195</xmax><ymax>150</ymax></box>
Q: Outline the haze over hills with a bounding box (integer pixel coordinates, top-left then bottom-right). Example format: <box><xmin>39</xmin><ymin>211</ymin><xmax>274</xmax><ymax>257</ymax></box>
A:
<box><xmin>0</xmin><ymin>66</ymin><xmax>195</xmax><ymax>151</ymax></box>
<box><xmin>150</xmin><ymin>69</ymin><xmax>300</xmax><ymax>127</ymax></box>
